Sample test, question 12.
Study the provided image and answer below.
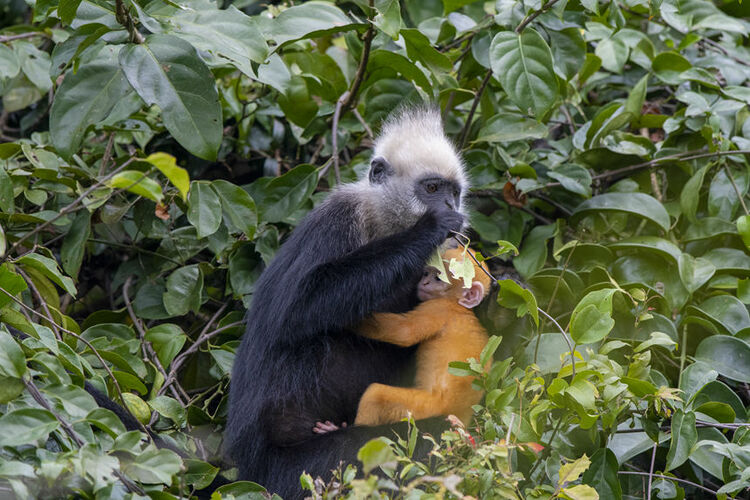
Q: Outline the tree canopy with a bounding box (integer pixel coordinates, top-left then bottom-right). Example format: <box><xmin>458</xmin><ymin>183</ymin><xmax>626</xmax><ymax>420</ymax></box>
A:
<box><xmin>1</xmin><ymin>0</ymin><xmax>750</xmax><ymax>498</ymax></box>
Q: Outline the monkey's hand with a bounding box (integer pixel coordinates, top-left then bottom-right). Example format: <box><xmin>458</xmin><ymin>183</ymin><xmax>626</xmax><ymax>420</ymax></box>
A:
<box><xmin>418</xmin><ymin>209</ymin><xmax>464</xmax><ymax>242</ymax></box>
<box><xmin>312</xmin><ymin>420</ymin><xmax>347</xmax><ymax>434</ymax></box>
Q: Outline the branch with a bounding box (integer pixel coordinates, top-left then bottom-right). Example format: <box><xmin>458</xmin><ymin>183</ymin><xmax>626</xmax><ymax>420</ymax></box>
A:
<box><xmin>617</xmin><ymin>472</ymin><xmax>723</xmax><ymax>497</ymax></box>
<box><xmin>114</xmin><ymin>0</ymin><xmax>145</xmax><ymax>43</ymax></box>
<box><xmin>458</xmin><ymin>69</ymin><xmax>493</xmax><ymax>150</ymax></box>
<box><xmin>16</xmin><ymin>268</ymin><xmax>61</xmax><ymax>340</ymax></box>
<box><xmin>515</xmin><ymin>0</ymin><xmax>563</xmax><ymax>34</ymax></box>
<box><xmin>0</xmin><ymin>32</ymin><xmax>49</xmax><ymax>43</ymax></box>
<box><xmin>2</xmin><ymin>158</ymin><xmax>135</xmax><ymax>264</ymax></box>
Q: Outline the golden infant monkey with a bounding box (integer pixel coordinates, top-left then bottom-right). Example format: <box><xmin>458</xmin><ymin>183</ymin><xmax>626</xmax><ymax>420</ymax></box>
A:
<box><xmin>314</xmin><ymin>247</ymin><xmax>491</xmax><ymax>434</ymax></box>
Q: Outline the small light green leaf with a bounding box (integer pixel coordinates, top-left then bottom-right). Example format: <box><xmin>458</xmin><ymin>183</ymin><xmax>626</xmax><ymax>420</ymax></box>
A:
<box><xmin>666</xmin><ymin>409</ymin><xmax>697</xmax><ymax>471</ymax></box>
<box><xmin>0</xmin><ymin>166</ymin><xmax>14</xmax><ymax>213</ymax></box>
<box><xmin>357</xmin><ymin>437</ymin><xmax>397</xmax><ymax>475</ymax></box>
<box><xmin>680</xmin><ymin>164</ymin><xmax>711</xmax><ymax>223</ymax></box>
<box><xmin>122</xmin><ymin>448</ymin><xmax>182</xmax><ymax>484</ymax></box>
<box><xmin>426</xmin><ymin>250</ymin><xmax>450</xmax><ymax>283</ymax></box>
<box><xmin>490</xmin><ymin>29</ymin><xmax>559</xmax><ymax>117</ymax></box>
<box><xmin>187</xmin><ymin>181</ymin><xmax>222</xmax><ymax>238</ymax></box>
<box><xmin>569</xmin><ymin>289</ymin><xmax>617</xmax><ymax>344</ymax></box>
<box><xmin>558</xmin><ymin>454</ymin><xmax>591</xmax><ymax>486</ymax></box>
<box><xmin>145</xmin><ymin>323</ymin><xmax>186</xmax><ymax>368</ymax></box>
<box><xmin>634</xmin><ymin>332</ymin><xmax>677</xmax><ymax>353</ymax></box>
<box><xmin>448</xmin><ymin>253</ymin><xmax>475</xmax><ymax>288</ymax></box>
<box><xmin>677</xmin><ymin>253</ymin><xmax>715</xmax><ymax>294</ymax></box>
<box><xmin>109</xmin><ymin>170</ymin><xmax>164</xmax><ymax>203</ymax></box>
<box><xmin>737</xmin><ymin>215</ymin><xmax>750</xmax><ymax>251</ymax></box>
<box><xmin>144</xmin><ymin>153</ymin><xmax>190</xmax><ymax>202</ymax></box>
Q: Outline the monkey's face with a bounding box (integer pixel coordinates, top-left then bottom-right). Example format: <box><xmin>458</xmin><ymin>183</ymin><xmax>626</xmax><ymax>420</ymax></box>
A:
<box><xmin>414</xmin><ymin>175</ymin><xmax>462</xmax><ymax>213</ymax></box>
<box><xmin>417</xmin><ymin>267</ymin><xmax>452</xmax><ymax>301</ymax></box>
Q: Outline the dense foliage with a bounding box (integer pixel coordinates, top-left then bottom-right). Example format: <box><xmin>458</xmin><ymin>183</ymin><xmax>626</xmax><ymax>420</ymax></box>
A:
<box><xmin>1</xmin><ymin>0</ymin><xmax>750</xmax><ymax>498</ymax></box>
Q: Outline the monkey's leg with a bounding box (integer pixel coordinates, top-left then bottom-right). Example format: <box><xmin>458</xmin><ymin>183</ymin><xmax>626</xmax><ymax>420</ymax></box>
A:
<box><xmin>355</xmin><ymin>383</ymin><xmax>447</xmax><ymax>426</ymax></box>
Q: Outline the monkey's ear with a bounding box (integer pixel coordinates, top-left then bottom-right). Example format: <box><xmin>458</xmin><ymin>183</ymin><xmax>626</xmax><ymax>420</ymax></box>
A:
<box><xmin>458</xmin><ymin>281</ymin><xmax>485</xmax><ymax>309</ymax></box>
<box><xmin>369</xmin><ymin>157</ymin><xmax>393</xmax><ymax>184</ymax></box>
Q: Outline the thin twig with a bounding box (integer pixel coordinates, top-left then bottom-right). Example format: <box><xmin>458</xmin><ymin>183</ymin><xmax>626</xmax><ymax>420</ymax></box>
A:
<box><xmin>515</xmin><ymin>0</ymin><xmax>563</xmax><ymax>33</ymax></box>
<box><xmin>2</xmin><ymin>158</ymin><xmax>135</xmax><ymax>263</ymax></box>
<box><xmin>537</xmin><ymin>307</ymin><xmax>576</xmax><ymax>378</ymax></box>
<box><xmin>99</xmin><ymin>133</ymin><xmax>115</xmax><ymax>176</ymax></box>
<box><xmin>114</xmin><ymin>0</ymin><xmax>144</xmax><ymax>43</ymax></box>
<box><xmin>618</xmin><ymin>472</ymin><xmax>726</xmax><ymax>498</ymax></box>
<box><xmin>458</xmin><ymin>69</ymin><xmax>492</xmax><ymax>149</ymax></box>
<box><xmin>353</xmin><ymin>107</ymin><xmax>374</xmax><ymax>139</ymax></box>
<box><xmin>123</xmin><ymin>277</ymin><xmax>188</xmax><ymax>403</ymax></box>
<box><xmin>16</xmin><ymin>268</ymin><xmax>61</xmax><ymax>340</ymax></box>
<box><xmin>560</xmin><ymin>105</ymin><xmax>577</xmax><ymax>133</ymax></box>
<box><xmin>0</xmin><ymin>32</ymin><xmax>49</xmax><ymax>43</ymax></box>
<box><xmin>723</xmin><ymin>165</ymin><xmax>749</xmax><ymax>216</ymax></box>
<box><xmin>647</xmin><ymin>441</ymin><xmax>657</xmax><ymax>500</ymax></box>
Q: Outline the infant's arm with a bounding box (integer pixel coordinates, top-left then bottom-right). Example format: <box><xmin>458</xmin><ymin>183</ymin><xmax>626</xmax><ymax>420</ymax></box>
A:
<box><xmin>359</xmin><ymin>299</ymin><xmax>451</xmax><ymax>347</ymax></box>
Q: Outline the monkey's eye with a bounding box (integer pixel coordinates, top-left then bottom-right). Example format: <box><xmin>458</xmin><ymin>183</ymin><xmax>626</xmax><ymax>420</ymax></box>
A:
<box><xmin>453</xmin><ymin>188</ymin><xmax>460</xmax><ymax>197</ymax></box>
<box><xmin>426</xmin><ymin>183</ymin><xmax>438</xmax><ymax>193</ymax></box>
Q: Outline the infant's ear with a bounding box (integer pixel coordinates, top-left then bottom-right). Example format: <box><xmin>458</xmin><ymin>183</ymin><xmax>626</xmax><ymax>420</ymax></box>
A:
<box><xmin>458</xmin><ymin>281</ymin><xmax>485</xmax><ymax>309</ymax></box>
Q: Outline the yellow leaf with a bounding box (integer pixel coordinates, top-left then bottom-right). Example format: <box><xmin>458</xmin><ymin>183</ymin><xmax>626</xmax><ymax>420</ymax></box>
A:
<box><xmin>144</xmin><ymin>152</ymin><xmax>190</xmax><ymax>202</ymax></box>
<box><xmin>558</xmin><ymin>454</ymin><xmax>591</xmax><ymax>487</ymax></box>
<box><xmin>560</xmin><ymin>484</ymin><xmax>600</xmax><ymax>500</ymax></box>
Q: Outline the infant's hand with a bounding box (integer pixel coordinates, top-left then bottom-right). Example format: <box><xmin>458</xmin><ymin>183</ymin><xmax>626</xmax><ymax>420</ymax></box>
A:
<box><xmin>312</xmin><ymin>420</ymin><xmax>347</xmax><ymax>434</ymax></box>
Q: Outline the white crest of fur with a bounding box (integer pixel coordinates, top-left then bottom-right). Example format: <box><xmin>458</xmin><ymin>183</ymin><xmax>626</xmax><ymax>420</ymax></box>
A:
<box><xmin>373</xmin><ymin>107</ymin><xmax>468</xmax><ymax>188</ymax></box>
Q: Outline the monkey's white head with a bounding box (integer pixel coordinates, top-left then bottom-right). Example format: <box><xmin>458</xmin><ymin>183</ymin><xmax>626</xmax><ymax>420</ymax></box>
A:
<box><xmin>354</xmin><ymin>106</ymin><xmax>469</xmax><ymax>234</ymax></box>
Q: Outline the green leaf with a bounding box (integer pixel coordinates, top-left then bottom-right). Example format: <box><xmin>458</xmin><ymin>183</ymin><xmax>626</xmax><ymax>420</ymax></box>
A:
<box><xmin>497</xmin><ymin>279</ymin><xmax>539</xmax><ymax>326</ymax></box>
<box><xmin>163</xmin><ymin>264</ymin><xmax>203</xmax><ymax>317</ymax></box>
<box><xmin>277</xmin><ymin>75</ymin><xmax>318</xmax><ymax>127</ymax></box>
<box><xmin>366</xmin><ymin>50</ymin><xmax>432</xmax><ymax>94</ymax></box>
<box><xmin>690</xmin><ymin>295</ymin><xmax>750</xmax><ymax>335</ymax></box>
<box><xmin>184</xmin><ymin>459</ymin><xmax>219</xmax><ymax>489</ymax></box>
<box><xmin>58</xmin><ymin>0</ymin><xmax>83</xmax><ymax>25</ymax></box>
<box><xmin>374</xmin><ymin>0</ymin><xmax>402</xmax><ymax>38</ymax></box>
<box><xmin>0</xmin><ymin>166</ymin><xmax>13</xmax><ymax>213</ymax></box>
<box><xmin>549</xmin><ymin>28</ymin><xmax>586</xmax><ymax>81</ymax></box>
<box><xmin>122</xmin><ymin>448</ymin><xmax>182</xmax><ymax>484</ymax></box>
<box><xmin>0</xmin><ymin>223</ymin><xmax>5</xmax><ymax>258</ymax></box>
<box><xmin>165</xmin><ymin>1</ymin><xmax>268</xmax><ymax>78</ymax></box>
<box><xmin>737</xmin><ymin>215</ymin><xmax>750</xmax><ymax>251</ymax></box>
<box><xmin>680</xmin><ymin>164</ymin><xmax>710</xmax><ymax>222</ymax></box>
<box><xmin>401</xmin><ymin>29</ymin><xmax>451</xmax><ymax>73</ymax></box>
<box><xmin>572</xmin><ymin>192</ymin><xmax>670</xmax><ymax>231</ymax></box>
<box><xmin>212</xmin><ymin>180</ymin><xmax>258</xmax><ymax>238</ymax></box>
<box><xmin>148</xmin><ymin>395</ymin><xmax>186</xmax><ymax>426</ymax></box>
<box><xmin>60</xmin><ymin>211</ymin><xmax>91</xmax><ymax>280</ymax></box>
<box><xmin>595</xmin><ymin>37</ymin><xmax>628</xmax><ymax>73</ymax></box>
<box><xmin>665</xmin><ymin>409</ymin><xmax>697</xmax><ymax>471</ymax></box>
<box><xmin>624</xmin><ymin>74</ymin><xmax>648</xmax><ymax>118</ymax></box>
<box><xmin>121</xmin><ymin>393</ymin><xmax>151</xmax><ymax>424</ymax></box>
<box><xmin>144</xmin><ymin>153</ymin><xmax>190</xmax><ymax>202</ymax></box>
<box><xmin>357</xmin><ymin>437</ymin><xmax>397</xmax><ymax>475</ymax></box>
<box><xmin>251</xmin><ymin>165</ymin><xmax>319</xmax><ymax>224</ymax></box>
<box><xmin>514</xmin><ymin>223</ymin><xmax>557</xmax><ymax>278</ymax></box>
<box><xmin>119</xmin><ymin>34</ymin><xmax>222</xmax><ymax>161</ymax></box>
<box><xmin>547</xmin><ymin>164</ymin><xmax>592</xmax><ymax>197</ymax></box>
<box><xmin>0</xmin><ymin>329</ymin><xmax>27</xmax><ymax>379</ymax></box>
<box><xmin>708</xmin><ymin>168</ymin><xmax>748</xmax><ymax>220</ymax></box>
<box><xmin>0</xmin><ymin>408</ymin><xmax>58</xmax><ymax>446</ymax></box>
<box><xmin>475</xmin><ymin>113</ymin><xmax>548</xmax><ymax>143</ymax></box>
<box><xmin>187</xmin><ymin>181</ymin><xmax>222</xmax><ymax>238</ymax></box>
<box><xmin>17</xmin><ymin>253</ymin><xmax>76</xmax><ymax>297</ymax></box>
<box><xmin>582</xmin><ymin>449</ymin><xmax>622</xmax><ymax>499</ymax></box>
<box><xmin>109</xmin><ymin>170</ymin><xmax>164</xmax><ymax>203</ymax></box>
<box><xmin>270</xmin><ymin>2</ymin><xmax>361</xmax><ymax>47</ymax></box>
<box><xmin>569</xmin><ymin>289</ymin><xmax>617</xmax><ymax>344</ymax></box>
<box><xmin>678</xmin><ymin>253</ymin><xmax>715</xmax><ymax>294</ymax></box>
<box><xmin>50</xmin><ymin>46</ymin><xmax>134</xmax><ymax>159</ymax></box>
<box><xmin>695</xmin><ymin>335</ymin><xmax>750</xmax><ymax>383</ymax></box>
<box><xmin>144</xmin><ymin>324</ymin><xmax>186</xmax><ymax>368</ymax></box>
<box><xmin>490</xmin><ymin>29</ymin><xmax>558</xmax><ymax>117</ymax></box>
<box><xmin>652</xmin><ymin>51</ymin><xmax>691</xmax><ymax>84</ymax></box>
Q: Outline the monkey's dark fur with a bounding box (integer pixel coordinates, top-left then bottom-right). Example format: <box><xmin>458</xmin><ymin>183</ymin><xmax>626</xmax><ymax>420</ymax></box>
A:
<box><xmin>227</xmin><ymin>108</ymin><xmax>468</xmax><ymax>498</ymax></box>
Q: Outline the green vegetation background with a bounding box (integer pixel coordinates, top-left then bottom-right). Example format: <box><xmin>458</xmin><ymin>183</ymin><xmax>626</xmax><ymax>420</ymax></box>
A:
<box><xmin>0</xmin><ymin>0</ymin><xmax>750</xmax><ymax>498</ymax></box>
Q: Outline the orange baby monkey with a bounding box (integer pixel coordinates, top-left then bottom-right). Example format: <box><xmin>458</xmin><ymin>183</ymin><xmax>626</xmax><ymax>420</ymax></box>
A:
<box><xmin>355</xmin><ymin>246</ymin><xmax>492</xmax><ymax>427</ymax></box>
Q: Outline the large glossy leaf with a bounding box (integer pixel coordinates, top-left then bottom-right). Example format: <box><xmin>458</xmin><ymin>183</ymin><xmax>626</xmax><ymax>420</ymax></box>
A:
<box><xmin>701</xmin><ymin>248</ymin><xmax>750</xmax><ymax>274</ymax></box>
<box><xmin>582</xmin><ymin>449</ymin><xmax>622</xmax><ymax>500</ymax></box>
<box><xmin>678</xmin><ymin>253</ymin><xmax>715</xmax><ymax>294</ymax></box>
<box><xmin>570</xmin><ymin>289</ymin><xmax>617</xmax><ymax>344</ymax></box>
<box><xmin>269</xmin><ymin>2</ymin><xmax>362</xmax><ymax>48</ymax></box>
<box><xmin>475</xmin><ymin>113</ymin><xmax>548</xmax><ymax>143</ymax></box>
<box><xmin>249</xmin><ymin>165</ymin><xmax>319</xmax><ymax>224</ymax></box>
<box><xmin>50</xmin><ymin>46</ymin><xmax>134</xmax><ymax>159</ymax></box>
<box><xmin>17</xmin><ymin>254</ymin><xmax>76</xmax><ymax>297</ymax></box>
<box><xmin>0</xmin><ymin>329</ymin><xmax>27</xmax><ymax>379</ymax></box>
<box><xmin>695</xmin><ymin>335</ymin><xmax>750</xmax><ymax>383</ymax></box>
<box><xmin>165</xmin><ymin>0</ymin><xmax>268</xmax><ymax>78</ymax></box>
<box><xmin>689</xmin><ymin>295</ymin><xmax>750</xmax><ymax>335</ymax></box>
<box><xmin>608</xmin><ymin>236</ymin><xmax>681</xmax><ymax>262</ymax></box>
<box><xmin>0</xmin><ymin>408</ymin><xmax>58</xmax><ymax>446</ymax></box>
<box><xmin>163</xmin><ymin>265</ymin><xmax>203</xmax><ymax>317</ymax></box>
<box><xmin>211</xmin><ymin>180</ymin><xmax>257</xmax><ymax>238</ymax></box>
<box><xmin>490</xmin><ymin>29</ymin><xmax>558</xmax><ymax>117</ymax></box>
<box><xmin>572</xmin><ymin>193</ymin><xmax>671</xmax><ymax>231</ymax></box>
<box><xmin>60</xmin><ymin>211</ymin><xmax>91</xmax><ymax>280</ymax></box>
<box><xmin>187</xmin><ymin>181</ymin><xmax>222</xmax><ymax>238</ymax></box>
<box><xmin>119</xmin><ymin>34</ymin><xmax>222</xmax><ymax>160</ymax></box>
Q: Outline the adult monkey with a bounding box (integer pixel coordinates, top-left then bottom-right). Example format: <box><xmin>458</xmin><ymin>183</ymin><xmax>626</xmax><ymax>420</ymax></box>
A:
<box><xmin>226</xmin><ymin>107</ymin><xmax>469</xmax><ymax>497</ymax></box>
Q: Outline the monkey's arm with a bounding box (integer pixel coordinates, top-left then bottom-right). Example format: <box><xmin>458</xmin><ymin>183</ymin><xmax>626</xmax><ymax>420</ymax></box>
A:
<box><xmin>284</xmin><ymin>210</ymin><xmax>463</xmax><ymax>338</ymax></box>
<box><xmin>359</xmin><ymin>300</ymin><xmax>451</xmax><ymax>347</ymax></box>
<box><xmin>355</xmin><ymin>384</ymin><xmax>448</xmax><ymax>426</ymax></box>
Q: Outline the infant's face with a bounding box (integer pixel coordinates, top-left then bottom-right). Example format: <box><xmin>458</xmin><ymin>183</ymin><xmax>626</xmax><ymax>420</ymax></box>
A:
<box><xmin>417</xmin><ymin>267</ymin><xmax>451</xmax><ymax>301</ymax></box>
